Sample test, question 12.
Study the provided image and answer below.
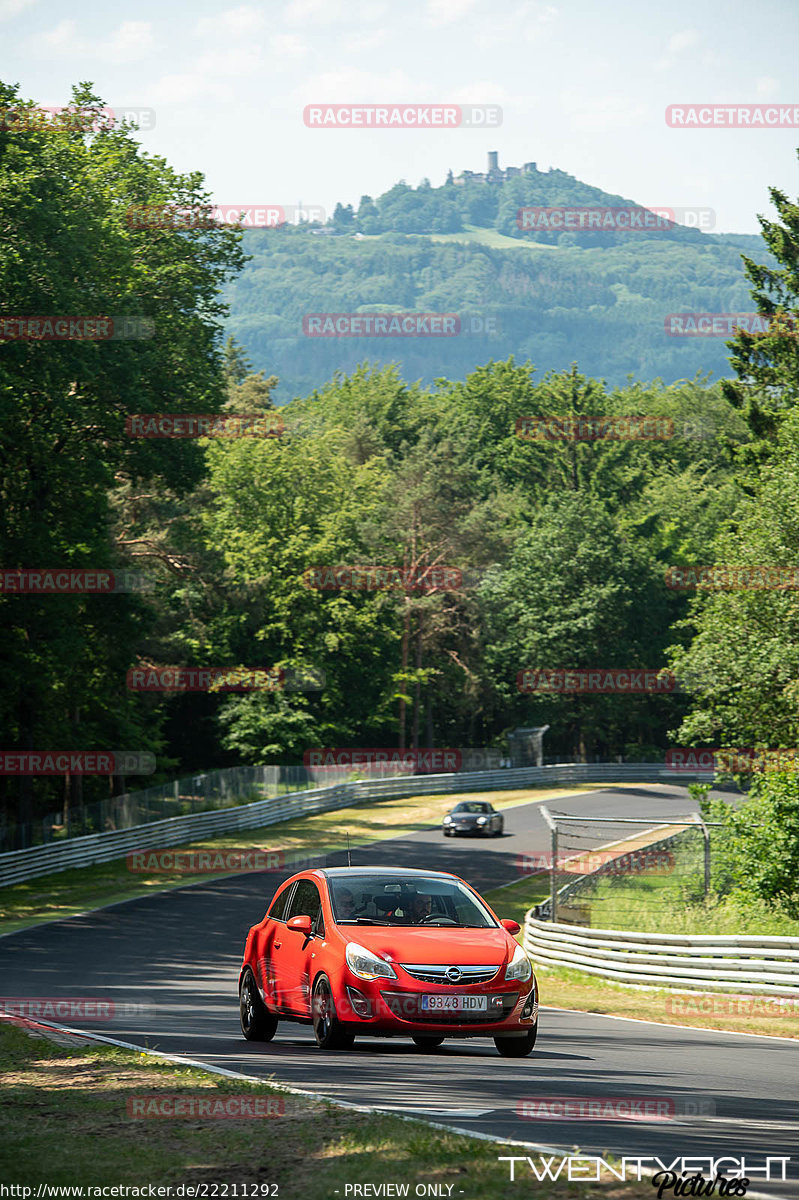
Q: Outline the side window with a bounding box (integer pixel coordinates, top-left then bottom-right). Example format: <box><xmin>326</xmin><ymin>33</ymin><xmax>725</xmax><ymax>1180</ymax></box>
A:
<box><xmin>268</xmin><ymin>883</ymin><xmax>294</xmax><ymax>922</ymax></box>
<box><xmin>287</xmin><ymin>879</ymin><xmax>324</xmax><ymax>937</ymax></box>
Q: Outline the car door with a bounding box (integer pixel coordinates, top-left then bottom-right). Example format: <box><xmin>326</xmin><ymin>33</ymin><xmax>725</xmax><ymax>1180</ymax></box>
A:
<box><xmin>256</xmin><ymin>881</ymin><xmax>295</xmax><ymax>1008</ymax></box>
<box><xmin>272</xmin><ymin>878</ymin><xmax>325</xmax><ymax>1015</ymax></box>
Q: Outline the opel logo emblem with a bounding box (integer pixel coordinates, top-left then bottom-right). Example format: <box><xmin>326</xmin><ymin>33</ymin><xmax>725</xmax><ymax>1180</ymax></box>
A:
<box><xmin>446</xmin><ymin>966</ymin><xmax>461</xmax><ymax>983</ymax></box>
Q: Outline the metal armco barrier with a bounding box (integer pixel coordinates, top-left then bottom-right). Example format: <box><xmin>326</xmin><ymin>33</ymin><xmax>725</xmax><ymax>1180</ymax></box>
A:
<box><xmin>0</xmin><ymin>762</ymin><xmax>708</xmax><ymax>888</ymax></box>
<box><xmin>524</xmin><ymin>915</ymin><xmax>799</xmax><ymax>996</ymax></box>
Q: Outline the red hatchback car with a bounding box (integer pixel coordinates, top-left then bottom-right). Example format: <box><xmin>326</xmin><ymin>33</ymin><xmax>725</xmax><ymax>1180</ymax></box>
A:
<box><xmin>238</xmin><ymin>866</ymin><xmax>538</xmax><ymax>1056</ymax></box>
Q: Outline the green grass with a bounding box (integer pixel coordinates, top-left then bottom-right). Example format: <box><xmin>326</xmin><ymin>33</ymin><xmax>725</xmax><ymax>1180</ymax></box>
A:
<box><xmin>483</xmin><ymin>875</ymin><xmax>550</xmax><ymax>927</ymax></box>
<box><xmin>0</xmin><ymin>1020</ymin><xmax>652</xmax><ymax>1199</ymax></box>
<box><xmin>427</xmin><ymin>224</ymin><xmax>560</xmax><ymax>250</ymax></box>
<box><xmin>575</xmin><ymin>833</ymin><xmax>799</xmax><ymax>935</ymax></box>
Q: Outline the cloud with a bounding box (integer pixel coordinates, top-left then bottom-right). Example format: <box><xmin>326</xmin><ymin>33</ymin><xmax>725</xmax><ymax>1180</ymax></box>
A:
<box><xmin>35</xmin><ymin>17</ymin><xmax>155</xmax><ymax>62</ymax></box>
<box><xmin>195</xmin><ymin>6</ymin><xmax>266</xmax><ymax>39</ymax></box>
<box><xmin>195</xmin><ymin>46</ymin><xmax>264</xmax><ymax>77</ymax></box>
<box><xmin>426</xmin><ymin>0</ymin><xmax>478</xmax><ymax>27</ymax></box>
<box><xmin>269</xmin><ymin>33</ymin><xmax>309</xmax><ymax>60</ymax></box>
<box><xmin>345</xmin><ymin>29</ymin><xmax>388</xmax><ymax>53</ymax></box>
<box><xmin>474</xmin><ymin>2</ymin><xmax>557</xmax><ymax>47</ymax></box>
<box><xmin>0</xmin><ymin>0</ymin><xmax>37</xmax><ymax>19</ymax></box>
<box><xmin>283</xmin><ymin>0</ymin><xmax>385</xmax><ymax>24</ymax></box>
<box><xmin>666</xmin><ymin>29</ymin><xmax>700</xmax><ymax>55</ymax></box>
<box><xmin>561</xmin><ymin>91</ymin><xmax>649</xmax><ymax>133</ymax></box>
<box><xmin>296</xmin><ymin>66</ymin><xmax>419</xmax><ymax>102</ymax></box>
<box><xmin>756</xmin><ymin>76</ymin><xmax>780</xmax><ymax>98</ymax></box>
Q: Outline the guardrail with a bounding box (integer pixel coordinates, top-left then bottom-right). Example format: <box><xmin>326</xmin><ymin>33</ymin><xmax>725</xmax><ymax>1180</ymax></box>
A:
<box><xmin>523</xmin><ymin>916</ymin><xmax>799</xmax><ymax>996</ymax></box>
<box><xmin>0</xmin><ymin>761</ymin><xmax>709</xmax><ymax>888</ymax></box>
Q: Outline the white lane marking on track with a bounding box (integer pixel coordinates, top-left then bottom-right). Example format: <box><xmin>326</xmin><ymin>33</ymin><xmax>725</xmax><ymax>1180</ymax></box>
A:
<box><xmin>374</xmin><ymin>1107</ymin><xmax>494</xmax><ymax>1117</ymax></box>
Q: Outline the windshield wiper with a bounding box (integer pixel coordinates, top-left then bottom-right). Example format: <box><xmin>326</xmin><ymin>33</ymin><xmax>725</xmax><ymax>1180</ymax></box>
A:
<box><xmin>338</xmin><ymin>917</ymin><xmax>392</xmax><ymax>925</ymax></box>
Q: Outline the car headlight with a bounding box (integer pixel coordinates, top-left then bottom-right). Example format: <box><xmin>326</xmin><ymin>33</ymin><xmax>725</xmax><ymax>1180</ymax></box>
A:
<box><xmin>505</xmin><ymin>942</ymin><xmax>532</xmax><ymax>982</ymax></box>
<box><xmin>476</xmin><ymin>816</ymin><xmax>487</xmax><ymax>825</ymax></box>
<box><xmin>443</xmin><ymin>815</ymin><xmax>452</xmax><ymax>823</ymax></box>
<box><xmin>346</xmin><ymin>942</ymin><xmax>397</xmax><ymax>981</ymax></box>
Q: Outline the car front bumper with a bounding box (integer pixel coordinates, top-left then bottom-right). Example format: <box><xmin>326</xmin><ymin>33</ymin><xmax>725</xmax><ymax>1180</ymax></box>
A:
<box><xmin>336</xmin><ymin>974</ymin><xmax>537</xmax><ymax>1036</ymax></box>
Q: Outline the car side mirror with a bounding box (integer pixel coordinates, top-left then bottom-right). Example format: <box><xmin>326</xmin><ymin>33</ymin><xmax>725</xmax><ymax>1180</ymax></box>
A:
<box><xmin>287</xmin><ymin>914</ymin><xmax>313</xmax><ymax>936</ymax></box>
<box><xmin>501</xmin><ymin>918</ymin><xmax>521</xmax><ymax>935</ymax></box>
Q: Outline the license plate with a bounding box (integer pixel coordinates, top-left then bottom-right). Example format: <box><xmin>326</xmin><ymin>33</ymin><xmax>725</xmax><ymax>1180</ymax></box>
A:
<box><xmin>420</xmin><ymin>994</ymin><xmax>488</xmax><ymax>1013</ymax></box>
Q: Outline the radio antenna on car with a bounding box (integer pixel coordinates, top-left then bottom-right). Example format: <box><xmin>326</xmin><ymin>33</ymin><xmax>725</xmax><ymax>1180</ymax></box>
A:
<box><xmin>346</xmin><ymin>832</ymin><xmax>352</xmax><ymax>867</ymax></box>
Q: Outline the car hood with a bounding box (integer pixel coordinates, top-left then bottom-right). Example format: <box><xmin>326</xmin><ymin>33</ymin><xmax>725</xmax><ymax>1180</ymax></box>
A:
<box><xmin>450</xmin><ymin>812</ymin><xmax>482</xmax><ymax>822</ymax></box>
<box><xmin>336</xmin><ymin>924</ymin><xmax>513</xmax><ymax>966</ymax></box>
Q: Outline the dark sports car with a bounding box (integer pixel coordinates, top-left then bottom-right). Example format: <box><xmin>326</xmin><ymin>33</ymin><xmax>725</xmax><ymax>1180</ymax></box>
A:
<box><xmin>442</xmin><ymin>800</ymin><xmax>504</xmax><ymax>837</ymax></box>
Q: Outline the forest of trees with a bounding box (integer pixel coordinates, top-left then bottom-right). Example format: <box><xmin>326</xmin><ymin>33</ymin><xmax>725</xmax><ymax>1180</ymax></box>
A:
<box><xmin>2</xmin><ymin>82</ymin><xmax>799</xmax><ymax>857</ymax></box>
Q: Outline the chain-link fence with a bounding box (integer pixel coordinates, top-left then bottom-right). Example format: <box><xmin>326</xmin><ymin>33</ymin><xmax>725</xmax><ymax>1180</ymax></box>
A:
<box><xmin>0</xmin><ymin>761</ymin><xmax>430</xmax><ymax>852</ymax></box>
<box><xmin>533</xmin><ymin>810</ymin><xmax>717</xmax><ymax>930</ymax></box>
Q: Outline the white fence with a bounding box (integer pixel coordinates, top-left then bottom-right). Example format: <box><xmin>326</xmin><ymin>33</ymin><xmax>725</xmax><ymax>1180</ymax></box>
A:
<box><xmin>0</xmin><ymin>761</ymin><xmax>701</xmax><ymax>888</ymax></box>
<box><xmin>524</xmin><ymin>916</ymin><xmax>799</xmax><ymax>996</ymax></box>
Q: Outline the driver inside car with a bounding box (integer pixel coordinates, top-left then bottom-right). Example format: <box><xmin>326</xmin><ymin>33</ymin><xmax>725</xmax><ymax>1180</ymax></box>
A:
<box><xmin>409</xmin><ymin>893</ymin><xmax>433</xmax><ymax>922</ymax></box>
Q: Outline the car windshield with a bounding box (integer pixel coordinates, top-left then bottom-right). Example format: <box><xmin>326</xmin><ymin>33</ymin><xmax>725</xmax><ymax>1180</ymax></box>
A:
<box><xmin>329</xmin><ymin>875</ymin><xmax>496</xmax><ymax>927</ymax></box>
<box><xmin>453</xmin><ymin>803</ymin><xmax>490</xmax><ymax>814</ymax></box>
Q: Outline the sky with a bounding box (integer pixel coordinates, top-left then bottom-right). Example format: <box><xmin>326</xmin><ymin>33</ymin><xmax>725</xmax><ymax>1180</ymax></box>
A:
<box><xmin>2</xmin><ymin>0</ymin><xmax>798</xmax><ymax>234</ymax></box>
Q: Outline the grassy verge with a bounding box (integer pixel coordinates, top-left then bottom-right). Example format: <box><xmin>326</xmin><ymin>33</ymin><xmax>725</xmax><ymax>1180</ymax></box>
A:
<box><xmin>0</xmin><ymin>784</ymin><xmax>608</xmax><ymax>935</ymax></box>
<box><xmin>533</xmin><ymin>965</ymin><xmax>799</xmax><ymax>1040</ymax></box>
<box><xmin>0</xmin><ymin>1019</ymin><xmax>650</xmax><ymax>1199</ymax></box>
<box><xmin>483</xmin><ymin>875</ymin><xmax>550</xmax><ymax>927</ymax></box>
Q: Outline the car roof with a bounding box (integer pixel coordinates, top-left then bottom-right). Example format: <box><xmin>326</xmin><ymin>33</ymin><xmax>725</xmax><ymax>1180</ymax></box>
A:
<box><xmin>319</xmin><ymin>866</ymin><xmax>458</xmax><ymax>879</ymax></box>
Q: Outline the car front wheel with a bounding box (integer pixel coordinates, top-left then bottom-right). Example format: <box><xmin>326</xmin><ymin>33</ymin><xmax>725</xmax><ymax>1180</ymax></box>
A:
<box><xmin>239</xmin><ymin>968</ymin><xmax>278</xmax><ymax>1042</ymax></box>
<box><xmin>494</xmin><ymin>1023</ymin><xmax>537</xmax><ymax>1057</ymax></box>
<box><xmin>312</xmin><ymin>975</ymin><xmax>355</xmax><ymax>1050</ymax></box>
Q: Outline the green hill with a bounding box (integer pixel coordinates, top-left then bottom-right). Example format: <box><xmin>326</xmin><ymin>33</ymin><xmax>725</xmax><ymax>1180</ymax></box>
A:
<box><xmin>225</xmin><ymin>165</ymin><xmax>773</xmax><ymax>402</ymax></box>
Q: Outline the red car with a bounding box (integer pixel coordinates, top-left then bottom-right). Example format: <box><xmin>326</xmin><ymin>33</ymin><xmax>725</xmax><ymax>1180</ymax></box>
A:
<box><xmin>238</xmin><ymin>866</ymin><xmax>538</xmax><ymax>1056</ymax></box>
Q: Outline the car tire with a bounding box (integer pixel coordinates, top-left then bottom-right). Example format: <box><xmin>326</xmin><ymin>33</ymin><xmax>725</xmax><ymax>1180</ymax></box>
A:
<box><xmin>412</xmin><ymin>1035</ymin><xmax>445</xmax><ymax>1051</ymax></box>
<box><xmin>312</xmin><ymin>975</ymin><xmax>355</xmax><ymax>1050</ymax></box>
<box><xmin>493</xmin><ymin>824</ymin><xmax>503</xmax><ymax>837</ymax></box>
<box><xmin>494</xmin><ymin>1023</ymin><xmax>538</xmax><ymax>1057</ymax></box>
<box><xmin>239</xmin><ymin>968</ymin><xmax>278</xmax><ymax>1042</ymax></box>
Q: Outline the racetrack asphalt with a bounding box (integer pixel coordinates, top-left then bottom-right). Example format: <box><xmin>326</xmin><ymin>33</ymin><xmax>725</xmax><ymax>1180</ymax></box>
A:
<box><xmin>1</xmin><ymin>783</ymin><xmax>796</xmax><ymax>1197</ymax></box>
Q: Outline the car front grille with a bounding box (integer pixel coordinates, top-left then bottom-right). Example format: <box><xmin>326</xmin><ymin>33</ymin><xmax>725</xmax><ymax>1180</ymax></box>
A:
<box><xmin>400</xmin><ymin>963</ymin><xmax>500</xmax><ymax>985</ymax></box>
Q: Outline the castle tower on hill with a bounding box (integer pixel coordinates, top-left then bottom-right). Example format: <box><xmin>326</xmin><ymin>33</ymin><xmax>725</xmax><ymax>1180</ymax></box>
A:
<box><xmin>453</xmin><ymin>152</ymin><xmax>538</xmax><ymax>186</ymax></box>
